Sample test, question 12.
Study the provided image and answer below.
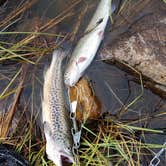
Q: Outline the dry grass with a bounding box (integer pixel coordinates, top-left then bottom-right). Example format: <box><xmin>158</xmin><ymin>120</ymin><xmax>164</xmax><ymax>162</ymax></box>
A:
<box><xmin>0</xmin><ymin>0</ymin><xmax>165</xmax><ymax>166</ymax></box>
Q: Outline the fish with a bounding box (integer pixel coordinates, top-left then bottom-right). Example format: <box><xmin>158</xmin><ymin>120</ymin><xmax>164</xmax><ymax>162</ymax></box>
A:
<box><xmin>64</xmin><ymin>0</ymin><xmax>116</xmax><ymax>87</ymax></box>
<box><xmin>42</xmin><ymin>50</ymin><xmax>74</xmax><ymax>166</ymax></box>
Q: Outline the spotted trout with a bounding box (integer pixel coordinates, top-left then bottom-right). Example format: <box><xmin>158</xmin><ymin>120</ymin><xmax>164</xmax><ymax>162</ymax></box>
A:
<box><xmin>64</xmin><ymin>0</ymin><xmax>116</xmax><ymax>86</ymax></box>
<box><xmin>42</xmin><ymin>50</ymin><xmax>74</xmax><ymax>166</ymax></box>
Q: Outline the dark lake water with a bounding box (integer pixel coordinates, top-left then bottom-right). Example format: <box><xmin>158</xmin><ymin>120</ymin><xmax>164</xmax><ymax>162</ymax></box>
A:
<box><xmin>0</xmin><ymin>0</ymin><xmax>165</xmax><ymax>165</ymax></box>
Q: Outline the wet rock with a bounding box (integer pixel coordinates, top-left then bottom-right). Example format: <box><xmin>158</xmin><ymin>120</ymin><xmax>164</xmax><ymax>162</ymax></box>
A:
<box><xmin>100</xmin><ymin>0</ymin><xmax>166</xmax><ymax>98</ymax></box>
<box><xmin>69</xmin><ymin>77</ymin><xmax>101</xmax><ymax>122</ymax></box>
<box><xmin>0</xmin><ymin>145</ymin><xmax>29</xmax><ymax>166</ymax></box>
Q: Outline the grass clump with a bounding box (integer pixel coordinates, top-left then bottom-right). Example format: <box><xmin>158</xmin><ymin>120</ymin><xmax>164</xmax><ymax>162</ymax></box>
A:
<box><xmin>0</xmin><ymin>0</ymin><xmax>165</xmax><ymax>166</ymax></box>
<box><xmin>77</xmin><ymin>119</ymin><xmax>165</xmax><ymax>166</ymax></box>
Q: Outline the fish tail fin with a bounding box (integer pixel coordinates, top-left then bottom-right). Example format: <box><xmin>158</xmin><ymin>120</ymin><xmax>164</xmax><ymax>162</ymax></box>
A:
<box><xmin>43</xmin><ymin>121</ymin><xmax>52</xmax><ymax>136</ymax></box>
<box><xmin>52</xmin><ymin>49</ymin><xmax>67</xmax><ymax>61</ymax></box>
<box><xmin>43</xmin><ymin>49</ymin><xmax>67</xmax><ymax>80</ymax></box>
<box><xmin>52</xmin><ymin>49</ymin><xmax>69</xmax><ymax>72</ymax></box>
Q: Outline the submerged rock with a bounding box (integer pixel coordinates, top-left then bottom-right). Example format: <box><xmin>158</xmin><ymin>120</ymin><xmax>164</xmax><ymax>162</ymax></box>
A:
<box><xmin>69</xmin><ymin>77</ymin><xmax>101</xmax><ymax>122</ymax></box>
<box><xmin>0</xmin><ymin>145</ymin><xmax>29</xmax><ymax>166</ymax></box>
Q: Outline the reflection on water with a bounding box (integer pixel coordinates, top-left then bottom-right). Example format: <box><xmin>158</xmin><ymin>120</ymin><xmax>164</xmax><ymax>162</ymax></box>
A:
<box><xmin>87</xmin><ymin>61</ymin><xmax>166</xmax><ymax>143</ymax></box>
<box><xmin>0</xmin><ymin>0</ymin><xmax>165</xmax><ymax>165</ymax></box>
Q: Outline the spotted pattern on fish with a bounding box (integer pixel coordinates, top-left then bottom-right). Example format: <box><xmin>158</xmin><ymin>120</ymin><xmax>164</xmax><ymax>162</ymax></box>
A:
<box><xmin>45</xmin><ymin>54</ymin><xmax>71</xmax><ymax>134</ymax></box>
<box><xmin>42</xmin><ymin>50</ymin><xmax>73</xmax><ymax>165</ymax></box>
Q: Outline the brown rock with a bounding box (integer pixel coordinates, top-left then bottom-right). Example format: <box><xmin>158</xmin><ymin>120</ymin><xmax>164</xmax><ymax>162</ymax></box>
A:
<box><xmin>69</xmin><ymin>77</ymin><xmax>101</xmax><ymax>122</ymax></box>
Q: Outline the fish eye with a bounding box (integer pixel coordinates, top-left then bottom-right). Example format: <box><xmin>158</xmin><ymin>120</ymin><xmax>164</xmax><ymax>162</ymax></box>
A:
<box><xmin>65</xmin><ymin>146</ymin><xmax>71</xmax><ymax>153</ymax></box>
<box><xmin>67</xmin><ymin>147</ymin><xmax>71</xmax><ymax>150</ymax></box>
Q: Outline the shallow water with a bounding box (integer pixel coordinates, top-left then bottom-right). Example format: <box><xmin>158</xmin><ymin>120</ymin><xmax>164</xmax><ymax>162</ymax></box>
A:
<box><xmin>0</xmin><ymin>0</ymin><xmax>166</xmax><ymax>165</ymax></box>
<box><xmin>33</xmin><ymin>0</ymin><xmax>166</xmax><ymax>158</ymax></box>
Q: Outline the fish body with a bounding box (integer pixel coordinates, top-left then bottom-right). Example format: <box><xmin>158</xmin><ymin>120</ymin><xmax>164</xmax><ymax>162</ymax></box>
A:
<box><xmin>42</xmin><ymin>50</ymin><xmax>74</xmax><ymax>166</ymax></box>
<box><xmin>64</xmin><ymin>0</ymin><xmax>115</xmax><ymax>86</ymax></box>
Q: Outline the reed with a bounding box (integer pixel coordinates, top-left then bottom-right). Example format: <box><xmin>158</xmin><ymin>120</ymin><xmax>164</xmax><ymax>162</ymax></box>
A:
<box><xmin>0</xmin><ymin>0</ymin><xmax>165</xmax><ymax>165</ymax></box>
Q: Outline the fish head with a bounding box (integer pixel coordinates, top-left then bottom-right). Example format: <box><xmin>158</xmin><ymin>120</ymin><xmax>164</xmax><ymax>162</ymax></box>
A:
<box><xmin>59</xmin><ymin>144</ymin><xmax>74</xmax><ymax>164</ymax></box>
<box><xmin>64</xmin><ymin>71</ymin><xmax>78</xmax><ymax>87</ymax></box>
<box><xmin>44</xmin><ymin>122</ymin><xmax>74</xmax><ymax>166</ymax></box>
<box><xmin>46</xmin><ymin>140</ymin><xmax>74</xmax><ymax>166</ymax></box>
<box><xmin>64</xmin><ymin>60</ymin><xmax>84</xmax><ymax>87</ymax></box>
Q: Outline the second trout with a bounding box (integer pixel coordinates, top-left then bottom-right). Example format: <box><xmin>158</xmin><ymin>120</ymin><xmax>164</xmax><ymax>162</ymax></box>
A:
<box><xmin>64</xmin><ymin>0</ymin><xmax>116</xmax><ymax>87</ymax></box>
<box><xmin>42</xmin><ymin>50</ymin><xmax>74</xmax><ymax>166</ymax></box>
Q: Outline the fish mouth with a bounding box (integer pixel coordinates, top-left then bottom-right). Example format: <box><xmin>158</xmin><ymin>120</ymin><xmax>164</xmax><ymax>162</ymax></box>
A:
<box><xmin>61</xmin><ymin>155</ymin><xmax>74</xmax><ymax>164</ymax></box>
<box><xmin>60</xmin><ymin>151</ymin><xmax>74</xmax><ymax>165</ymax></box>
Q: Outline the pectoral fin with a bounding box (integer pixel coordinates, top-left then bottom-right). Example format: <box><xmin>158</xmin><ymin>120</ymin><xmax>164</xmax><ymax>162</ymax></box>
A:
<box><xmin>43</xmin><ymin>121</ymin><xmax>52</xmax><ymax>136</ymax></box>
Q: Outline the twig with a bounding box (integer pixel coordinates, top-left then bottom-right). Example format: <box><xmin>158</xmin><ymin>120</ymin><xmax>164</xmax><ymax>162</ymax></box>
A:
<box><xmin>0</xmin><ymin>64</ymin><xmax>27</xmax><ymax>138</ymax></box>
<box><xmin>0</xmin><ymin>0</ymin><xmax>38</xmax><ymax>29</ymax></box>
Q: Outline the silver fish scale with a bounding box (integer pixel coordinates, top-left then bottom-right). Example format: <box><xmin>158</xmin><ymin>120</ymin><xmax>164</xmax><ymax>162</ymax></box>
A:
<box><xmin>42</xmin><ymin>51</ymin><xmax>74</xmax><ymax>166</ymax></box>
<box><xmin>48</xmin><ymin>56</ymin><xmax>71</xmax><ymax>135</ymax></box>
